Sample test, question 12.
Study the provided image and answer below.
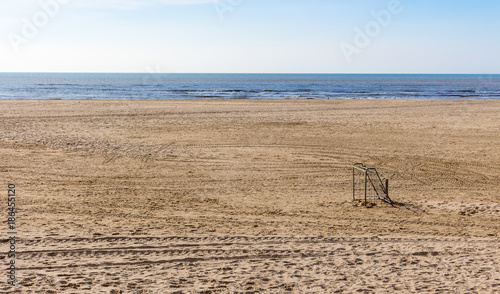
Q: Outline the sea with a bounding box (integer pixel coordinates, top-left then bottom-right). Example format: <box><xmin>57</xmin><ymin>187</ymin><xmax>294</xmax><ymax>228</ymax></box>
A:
<box><xmin>0</xmin><ymin>73</ymin><xmax>499</xmax><ymax>100</ymax></box>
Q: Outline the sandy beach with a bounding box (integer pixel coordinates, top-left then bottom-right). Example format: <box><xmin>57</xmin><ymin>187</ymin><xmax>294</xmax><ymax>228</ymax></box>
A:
<box><xmin>1</xmin><ymin>99</ymin><xmax>499</xmax><ymax>293</ymax></box>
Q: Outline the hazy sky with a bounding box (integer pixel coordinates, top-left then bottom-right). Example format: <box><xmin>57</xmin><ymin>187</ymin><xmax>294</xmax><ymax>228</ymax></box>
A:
<box><xmin>1</xmin><ymin>0</ymin><xmax>499</xmax><ymax>73</ymax></box>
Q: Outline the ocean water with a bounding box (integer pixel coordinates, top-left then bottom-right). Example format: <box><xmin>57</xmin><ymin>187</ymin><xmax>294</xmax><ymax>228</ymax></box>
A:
<box><xmin>0</xmin><ymin>73</ymin><xmax>499</xmax><ymax>100</ymax></box>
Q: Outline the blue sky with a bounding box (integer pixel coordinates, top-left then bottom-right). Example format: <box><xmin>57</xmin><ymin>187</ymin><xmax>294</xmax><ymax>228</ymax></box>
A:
<box><xmin>1</xmin><ymin>0</ymin><xmax>499</xmax><ymax>73</ymax></box>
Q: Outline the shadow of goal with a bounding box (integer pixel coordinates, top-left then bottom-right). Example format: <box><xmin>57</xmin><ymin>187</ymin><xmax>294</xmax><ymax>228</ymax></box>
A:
<box><xmin>353</xmin><ymin>163</ymin><xmax>393</xmax><ymax>206</ymax></box>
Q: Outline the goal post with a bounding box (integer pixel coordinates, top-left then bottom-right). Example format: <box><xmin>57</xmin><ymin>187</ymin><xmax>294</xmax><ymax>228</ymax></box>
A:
<box><xmin>353</xmin><ymin>163</ymin><xmax>393</xmax><ymax>205</ymax></box>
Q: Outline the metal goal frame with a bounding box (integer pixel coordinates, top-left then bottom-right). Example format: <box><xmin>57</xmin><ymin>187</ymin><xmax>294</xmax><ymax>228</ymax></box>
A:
<box><xmin>352</xmin><ymin>163</ymin><xmax>393</xmax><ymax>206</ymax></box>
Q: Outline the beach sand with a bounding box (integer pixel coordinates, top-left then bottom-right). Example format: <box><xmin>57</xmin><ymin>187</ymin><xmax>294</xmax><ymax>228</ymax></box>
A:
<box><xmin>1</xmin><ymin>99</ymin><xmax>499</xmax><ymax>293</ymax></box>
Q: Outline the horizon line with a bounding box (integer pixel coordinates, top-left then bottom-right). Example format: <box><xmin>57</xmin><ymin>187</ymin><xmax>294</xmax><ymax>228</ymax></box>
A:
<box><xmin>1</xmin><ymin>72</ymin><xmax>499</xmax><ymax>75</ymax></box>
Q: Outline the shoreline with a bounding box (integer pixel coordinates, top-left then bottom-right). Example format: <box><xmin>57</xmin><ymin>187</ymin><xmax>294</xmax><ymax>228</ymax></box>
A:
<box><xmin>1</xmin><ymin>97</ymin><xmax>499</xmax><ymax>101</ymax></box>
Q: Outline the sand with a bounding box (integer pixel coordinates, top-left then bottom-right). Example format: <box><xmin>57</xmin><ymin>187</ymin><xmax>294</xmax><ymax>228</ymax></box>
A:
<box><xmin>0</xmin><ymin>99</ymin><xmax>499</xmax><ymax>293</ymax></box>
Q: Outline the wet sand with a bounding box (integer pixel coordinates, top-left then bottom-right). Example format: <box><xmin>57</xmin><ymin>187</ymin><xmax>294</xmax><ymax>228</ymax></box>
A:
<box><xmin>1</xmin><ymin>99</ymin><xmax>499</xmax><ymax>293</ymax></box>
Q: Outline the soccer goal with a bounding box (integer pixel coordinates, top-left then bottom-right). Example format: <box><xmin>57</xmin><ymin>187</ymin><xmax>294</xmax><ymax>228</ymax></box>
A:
<box><xmin>352</xmin><ymin>163</ymin><xmax>393</xmax><ymax>206</ymax></box>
